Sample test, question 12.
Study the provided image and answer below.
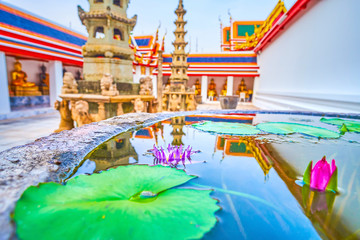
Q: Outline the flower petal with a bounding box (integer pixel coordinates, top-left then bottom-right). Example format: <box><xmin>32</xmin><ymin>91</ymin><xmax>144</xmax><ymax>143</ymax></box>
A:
<box><xmin>310</xmin><ymin>157</ymin><xmax>331</xmax><ymax>191</ymax></box>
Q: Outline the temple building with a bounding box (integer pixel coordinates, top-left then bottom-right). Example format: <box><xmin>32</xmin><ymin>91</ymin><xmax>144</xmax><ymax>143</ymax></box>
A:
<box><xmin>220</xmin><ymin>0</ymin><xmax>359</xmax><ymax>112</ymax></box>
<box><xmin>1</xmin><ymin>0</ymin><xmax>358</xmax><ymax>116</ymax></box>
<box><xmin>0</xmin><ymin>2</ymin><xmax>85</xmax><ymax>118</ymax></box>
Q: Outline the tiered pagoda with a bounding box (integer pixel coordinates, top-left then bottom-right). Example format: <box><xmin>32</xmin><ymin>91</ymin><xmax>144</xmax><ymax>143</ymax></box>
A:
<box><xmin>78</xmin><ymin>0</ymin><xmax>137</xmax><ymax>83</ymax></box>
<box><xmin>163</xmin><ymin>0</ymin><xmax>196</xmax><ymax>112</ymax></box>
<box><xmin>169</xmin><ymin>0</ymin><xmax>189</xmax><ymax>86</ymax></box>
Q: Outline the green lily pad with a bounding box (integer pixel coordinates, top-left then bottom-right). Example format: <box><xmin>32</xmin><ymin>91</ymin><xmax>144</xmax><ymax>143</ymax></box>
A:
<box><xmin>320</xmin><ymin>118</ymin><xmax>360</xmax><ymax>133</ymax></box>
<box><xmin>256</xmin><ymin>122</ymin><xmax>340</xmax><ymax>139</ymax></box>
<box><xmin>192</xmin><ymin>121</ymin><xmax>261</xmax><ymax>135</ymax></box>
<box><xmin>14</xmin><ymin>165</ymin><xmax>219</xmax><ymax>240</ymax></box>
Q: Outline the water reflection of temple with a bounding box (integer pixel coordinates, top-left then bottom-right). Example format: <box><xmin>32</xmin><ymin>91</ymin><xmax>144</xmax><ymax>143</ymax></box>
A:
<box><xmin>216</xmin><ymin>136</ymin><xmax>272</xmax><ymax>176</ymax></box>
<box><xmin>89</xmin><ymin>132</ymin><xmax>138</xmax><ymax>171</ymax></box>
<box><xmin>170</xmin><ymin>116</ymin><xmax>186</xmax><ymax>146</ymax></box>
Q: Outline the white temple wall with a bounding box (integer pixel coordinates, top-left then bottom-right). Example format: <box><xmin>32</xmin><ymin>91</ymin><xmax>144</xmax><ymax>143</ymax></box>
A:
<box><xmin>254</xmin><ymin>0</ymin><xmax>360</xmax><ymax>113</ymax></box>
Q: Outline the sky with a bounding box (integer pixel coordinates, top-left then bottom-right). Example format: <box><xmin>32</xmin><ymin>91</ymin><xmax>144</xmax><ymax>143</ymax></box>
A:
<box><xmin>1</xmin><ymin>0</ymin><xmax>296</xmax><ymax>53</ymax></box>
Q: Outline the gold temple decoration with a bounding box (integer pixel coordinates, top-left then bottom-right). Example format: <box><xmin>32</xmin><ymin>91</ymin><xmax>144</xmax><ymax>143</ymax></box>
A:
<box><xmin>207</xmin><ymin>79</ymin><xmax>217</xmax><ymax>100</ymax></box>
<box><xmin>11</xmin><ymin>60</ymin><xmax>41</xmax><ymax>96</ymax></box>
<box><xmin>235</xmin><ymin>0</ymin><xmax>287</xmax><ymax>51</ymax></box>
<box><xmin>221</xmin><ymin>79</ymin><xmax>227</xmax><ymax>96</ymax></box>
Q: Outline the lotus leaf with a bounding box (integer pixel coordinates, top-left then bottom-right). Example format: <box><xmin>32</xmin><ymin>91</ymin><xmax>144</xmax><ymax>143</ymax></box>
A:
<box><xmin>256</xmin><ymin>122</ymin><xmax>340</xmax><ymax>139</ymax></box>
<box><xmin>193</xmin><ymin>121</ymin><xmax>260</xmax><ymax>135</ymax></box>
<box><xmin>14</xmin><ymin>165</ymin><xmax>219</xmax><ymax>240</ymax></box>
<box><xmin>320</xmin><ymin>118</ymin><xmax>360</xmax><ymax>133</ymax></box>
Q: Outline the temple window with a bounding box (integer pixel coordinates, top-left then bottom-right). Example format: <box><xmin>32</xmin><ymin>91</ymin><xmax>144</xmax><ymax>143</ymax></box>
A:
<box><xmin>113</xmin><ymin>0</ymin><xmax>122</xmax><ymax>7</ymax></box>
<box><xmin>176</xmin><ymin>69</ymin><xmax>180</xmax><ymax>74</ymax></box>
<box><xmin>94</xmin><ymin>0</ymin><xmax>103</xmax><ymax>3</ymax></box>
<box><xmin>183</xmin><ymin>57</ymin><xmax>185</xmax><ymax>61</ymax></box>
<box><xmin>113</xmin><ymin>28</ymin><xmax>123</xmax><ymax>41</ymax></box>
<box><xmin>94</xmin><ymin>27</ymin><xmax>105</xmax><ymax>39</ymax></box>
<box><xmin>177</xmin><ymin>57</ymin><xmax>180</xmax><ymax>61</ymax></box>
<box><xmin>183</xmin><ymin>69</ymin><xmax>186</xmax><ymax>74</ymax></box>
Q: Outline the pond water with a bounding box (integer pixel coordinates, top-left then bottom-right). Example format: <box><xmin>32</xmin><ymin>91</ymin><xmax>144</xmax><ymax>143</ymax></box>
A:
<box><xmin>73</xmin><ymin>113</ymin><xmax>360</xmax><ymax>240</ymax></box>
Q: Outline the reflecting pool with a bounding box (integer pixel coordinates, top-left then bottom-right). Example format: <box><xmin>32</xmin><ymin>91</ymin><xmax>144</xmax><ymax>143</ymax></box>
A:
<box><xmin>75</xmin><ymin>113</ymin><xmax>360</xmax><ymax>240</ymax></box>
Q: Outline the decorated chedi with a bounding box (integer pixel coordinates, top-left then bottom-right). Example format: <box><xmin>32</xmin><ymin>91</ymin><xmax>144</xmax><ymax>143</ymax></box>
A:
<box><xmin>11</xmin><ymin>60</ymin><xmax>41</xmax><ymax>96</ymax></box>
<box><xmin>55</xmin><ymin>1</ymin><xmax>156</xmax><ymax>132</ymax></box>
<box><xmin>78</xmin><ymin>0</ymin><xmax>137</xmax><ymax>83</ymax></box>
<box><xmin>163</xmin><ymin>0</ymin><xmax>196</xmax><ymax>112</ymax></box>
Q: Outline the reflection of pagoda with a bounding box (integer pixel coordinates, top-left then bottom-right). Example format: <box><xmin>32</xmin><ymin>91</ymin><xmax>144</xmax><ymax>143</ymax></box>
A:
<box><xmin>216</xmin><ymin>136</ymin><xmax>272</xmax><ymax>176</ymax></box>
<box><xmin>89</xmin><ymin>132</ymin><xmax>138</xmax><ymax>171</ymax></box>
<box><xmin>170</xmin><ymin>116</ymin><xmax>186</xmax><ymax>146</ymax></box>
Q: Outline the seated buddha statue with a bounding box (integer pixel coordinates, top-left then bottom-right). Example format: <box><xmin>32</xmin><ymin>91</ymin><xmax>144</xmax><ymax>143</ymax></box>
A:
<box><xmin>194</xmin><ymin>79</ymin><xmax>201</xmax><ymax>95</ymax></box>
<box><xmin>221</xmin><ymin>80</ymin><xmax>227</xmax><ymax>96</ymax></box>
<box><xmin>207</xmin><ymin>79</ymin><xmax>217</xmax><ymax>100</ymax></box>
<box><xmin>11</xmin><ymin>60</ymin><xmax>35</xmax><ymax>87</ymax></box>
<box><xmin>236</xmin><ymin>79</ymin><xmax>247</xmax><ymax>95</ymax></box>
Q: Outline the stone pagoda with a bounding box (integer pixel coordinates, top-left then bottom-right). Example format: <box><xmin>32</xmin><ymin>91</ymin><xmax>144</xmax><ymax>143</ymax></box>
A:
<box><xmin>55</xmin><ymin>1</ymin><xmax>156</xmax><ymax>132</ymax></box>
<box><xmin>163</xmin><ymin>0</ymin><xmax>196</xmax><ymax>112</ymax></box>
<box><xmin>169</xmin><ymin>0</ymin><xmax>189</xmax><ymax>86</ymax></box>
<box><xmin>78</xmin><ymin>0</ymin><xmax>137</xmax><ymax>83</ymax></box>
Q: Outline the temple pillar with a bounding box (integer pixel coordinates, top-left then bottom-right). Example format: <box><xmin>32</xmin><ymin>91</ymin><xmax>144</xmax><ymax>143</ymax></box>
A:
<box><xmin>0</xmin><ymin>52</ymin><xmax>11</xmax><ymax>114</ymax></box>
<box><xmin>133</xmin><ymin>65</ymin><xmax>141</xmax><ymax>83</ymax></box>
<box><xmin>227</xmin><ymin>76</ymin><xmax>234</xmax><ymax>96</ymax></box>
<box><xmin>49</xmin><ymin>60</ymin><xmax>63</xmax><ymax>107</ymax></box>
<box><xmin>152</xmin><ymin>75</ymin><xmax>157</xmax><ymax>98</ymax></box>
<box><xmin>201</xmin><ymin>75</ymin><xmax>208</xmax><ymax>103</ymax></box>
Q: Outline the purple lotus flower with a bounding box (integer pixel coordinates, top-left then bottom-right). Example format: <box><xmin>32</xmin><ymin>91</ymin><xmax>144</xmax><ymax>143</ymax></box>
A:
<box><xmin>303</xmin><ymin>156</ymin><xmax>338</xmax><ymax>192</ymax></box>
<box><xmin>150</xmin><ymin>144</ymin><xmax>196</xmax><ymax>166</ymax></box>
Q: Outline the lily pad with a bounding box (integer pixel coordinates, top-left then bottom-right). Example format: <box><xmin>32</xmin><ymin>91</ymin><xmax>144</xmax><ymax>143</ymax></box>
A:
<box><xmin>320</xmin><ymin>118</ymin><xmax>360</xmax><ymax>133</ymax></box>
<box><xmin>14</xmin><ymin>165</ymin><xmax>219</xmax><ymax>240</ymax></box>
<box><xmin>192</xmin><ymin>121</ymin><xmax>261</xmax><ymax>135</ymax></box>
<box><xmin>256</xmin><ymin>122</ymin><xmax>340</xmax><ymax>139</ymax></box>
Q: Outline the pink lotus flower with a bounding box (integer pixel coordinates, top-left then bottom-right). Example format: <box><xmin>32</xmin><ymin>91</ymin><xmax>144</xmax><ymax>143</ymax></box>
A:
<box><xmin>303</xmin><ymin>156</ymin><xmax>338</xmax><ymax>192</ymax></box>
<box><xmin>150</xmin><ymin>144</ymin><xmax>197</xmax><ymax>167</ymax></box>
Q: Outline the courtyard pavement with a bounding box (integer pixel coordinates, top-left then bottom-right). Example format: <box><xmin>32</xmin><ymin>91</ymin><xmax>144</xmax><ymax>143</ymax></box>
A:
<box><xmin>0</xmin><ymin>102</ymin><xmax>259</xmax><ymax>152</ymax></box>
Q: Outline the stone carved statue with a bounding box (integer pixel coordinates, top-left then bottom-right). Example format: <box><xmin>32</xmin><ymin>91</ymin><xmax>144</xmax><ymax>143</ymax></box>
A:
<box><xmin>72</xmin><ymin>100</ymin><xmax>93</xmax><ymax>127</ymax></box>
<box><xmin>162</xmin><ymin>94</ymin><xmax>168</xmax><ymax>111</ymax></box>
<box><xmin>101</xmin><ymin>73</ymin><xmax>119</xmax><ymax>96</ymax></box>
<box><xmin>186</xmin><ymin>94</ymin><xmax>197</xmax><ymax>111</ymax></box>
<box><xmin>54</xmin><ymin>100</ymin><xmax>74</xmax><ymax>133</ymax></box>
<box><xmin>139</xmin><ymin>76</ymin><xmax>153</xmax><ymax>95</ymax></box>
<box><xmin>169</xmin><ymin>94</ymin><xmax>181</xmax><ymax>112</ymax></box>
<box><xmin>132</xmin><ymin>98</ymin><xmax>145</xmax><ymax>113</ymax></box>
<box><xmin>11</xmin><ymin>60</ymin><xmax>35</xmax><ymax>87</ymax></box>
<box><xmin>62</xmin><ymin>72</ymin><xmax>78</xmax><ymax>94</ymax></box>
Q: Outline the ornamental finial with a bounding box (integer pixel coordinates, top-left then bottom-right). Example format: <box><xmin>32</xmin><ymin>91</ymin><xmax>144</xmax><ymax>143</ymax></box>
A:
<box><xmin>179</xmin><ymin>0</ymin><xmax>183</xmax><ymax>9</ymax></box>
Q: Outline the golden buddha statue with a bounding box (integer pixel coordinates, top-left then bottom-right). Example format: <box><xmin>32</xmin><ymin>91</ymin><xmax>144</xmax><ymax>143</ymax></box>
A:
<box><xmin>11</xmin><ymin>60</ymin><xmax>35</xmax><ymax>87</ymax></box>
<box><xmin>236</xmin><ymin>78</ymin><xmax>247</xmax><ymax>95</ymax></box>
<box><xmin>221</xmin><ymin>80</ymin><xmax>227</xmax><ymax>96</ymax></box>
<box><xmin>11</xmin><ymin>60</ymin><xmax>41</xmax><ymax>96</ymax></box>
<box><xmin>194</xmin><ymin>79</ymin><xmax>201</xmax><ymax>95</ymax></box>
<box><xmin>207</xmin><ymin>79</ymin><xmax>217</xmax><ymax>100</ymax></box>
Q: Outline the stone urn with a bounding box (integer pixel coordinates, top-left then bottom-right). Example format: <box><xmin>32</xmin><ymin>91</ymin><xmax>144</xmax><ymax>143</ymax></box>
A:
<box><xmin>219</xmin><ymin>96</ymin><xmax>239</xmax><ymax>109</ymax></box>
